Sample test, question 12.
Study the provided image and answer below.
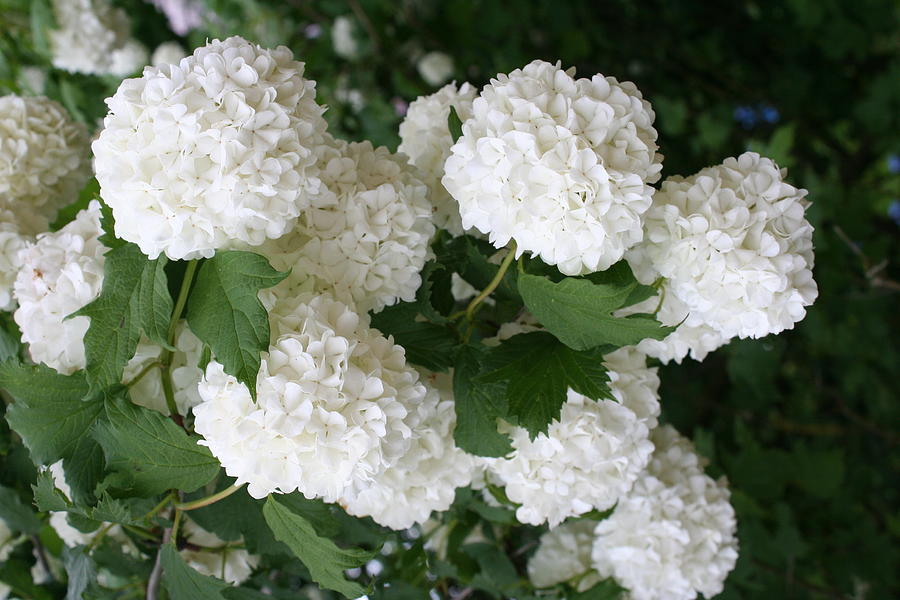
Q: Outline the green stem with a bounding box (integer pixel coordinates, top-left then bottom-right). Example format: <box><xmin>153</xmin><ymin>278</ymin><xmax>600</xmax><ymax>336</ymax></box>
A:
<box><xmin>144</xmin><ymin>491</ymin><xmax>176</xmax><ymax>522</ymax></box>
<box><xmin>87</xmin><ymin>523</ymin><xmax>115</xmax><ymax>552</ymax></box>
<box><xmin>126</xmin><ymin>361</ymin><xmax>161</xmax><ymax>389</ymax></box>
<box><xmin>175</xmin><ymin>484</ymin><xmax>243</xmax><ymax>511</ymax></box>
<box><xmin>465</xmin><ymin>242</ymin><xmax>517</xmax><ymax>322</ymax></box>
<box><xmin>159</xmin><ymin>260</ymin><xmax>199</xmax><ymax>416</ymax></box>
<box><xmin>171</xmin><ymin>508</ymin><xmax>183</xmax><ymax>541</ymax></box>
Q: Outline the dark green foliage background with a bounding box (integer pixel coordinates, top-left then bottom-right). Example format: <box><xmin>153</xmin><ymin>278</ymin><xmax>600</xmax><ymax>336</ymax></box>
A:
<box><xmin>1</xmin><ymin>0</ymin><xmax>898</xmax><ymax>598</ymax></box>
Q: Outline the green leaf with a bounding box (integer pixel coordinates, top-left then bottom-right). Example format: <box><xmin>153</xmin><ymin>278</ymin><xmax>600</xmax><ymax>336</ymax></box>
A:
<box><xmin>452</xmin><ymin>345</ymin><xmax>512</xmax><ymax>457</ymax></box>
<box><xmin>0</xmin><ymin>485</ymin><xmax>42</xmax><ymax>534</ymax></box>
<box><xmin>478</xmin><ymin>332</ymin><xmax>611</xmax><ymax>437</ymax></box>
<box><xmin>568</xmin><ymin>578</ymin><xmax>625</xmax><ymax>600</ymax></box>
<box><xmin>186</xmin><ymin>251</ymin><xmax>287</xmax><ymax>400</ymax></box>
<box><xmin>2</xmin><ymin>362</ymin><xmax>105</xmax><ymax>503</ymax></box>
<box><xmin>161</xmin><ymin>543</ymin><xmax>228</xmax><ymax>599</ymax></box>
<box><xmin>63</xmin><ymin>546</ymin><xmax>96</xmax><ymax>600</ymax></box>
<box><xmin>73</xmin><ymin>243</ymin><xmax>173</xmax><ymax>392</ymax></box>
<box><xmin>370</xmin><ymin>303</ymin><xmax>457</xmax><ymax>372</ymax></box>
<box><xmin>263</xmin><ymin>496</ymin><xmax>375</xmax><ymax>598</ymax></box>
<box><xmin>448</xmin><ymin>105</ymin><xmax>464</xmax><ymax>143</ymax></box>
<box><xmin>97</xmin><ymin>199</ymin><xmax>125</xmax><ymax>249</ymax></box>
<box><xmin>32</xmin><ymin>471</ymin><xmax>70</xmax><ymax>512</ymax></box>
<box><xmin>518</xmin><ymin>270</ymin><xmax>672</xmax><ymax>351</ymax></box>
<box><xmin>92</xmin><ymin>394</ymin><xmax>219</xmax><ymax>496</ymax></box>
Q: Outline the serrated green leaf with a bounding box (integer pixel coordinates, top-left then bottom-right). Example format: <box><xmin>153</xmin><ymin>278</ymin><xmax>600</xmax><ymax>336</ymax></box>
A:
<box><xmin>91</xmin><ymin>394</ymin><xmax>219</xmax><ymax>496</ymax></box>
<box><xmin>161</xmin><ymin>543</ymin><xmax>228</xmax><ymax>599</ymax></box>
<box><xmin>73</xmin><ymin>243</ymin><xmax>173</xmax><ymax>392</ymax></box>
<box><xmin>448</xmin><ymin>105</ymin><xmax>464</xmax><ymax>143</ymax></box>
<box><xmin>97</xmin><ymin>200</ymin><xmax>125</xmax><ymax>249</ymax></box>
<box><xmin>0</xmin><ymin>484</ymin><xmax>42</xmax><ymax>534</ymax></box>
<box><xmin>32</xmin><ymin>471</ymin><xmax>70</xmax><ymax>512</ymax></box>
<box><xmin>478</xmin><ymin>332</ymin><xmax>611</xmax><ymax>437</ymax></box>
<box><xmin>186</xmin><ymin>251</ymin><xmax>287</xmax><ymax>400</ymax></box>
<box><xmin>2</xmin><ymin>362</ymin><xmax>105</xmax><ymax>503</ymax></box>
<box><xmin>518</xmin><ymin>271</ymin><xmax>672</xmax><ymax>351</ymax></box>
<box><xmin>452</xmin><ymin>345</ymin><xmax>512</xmax><ymax>457</ymax></box>
<box><xmin>63</xmin><ymin>546</ymin><xmax>96</xmax><ymax>600</ymax></box>
<box><xmin>263</xmin><ymin>496</ymin><xmax>374</xmax><ymax>599</ymax></box>
<box><xmin>370</xmin><ymin>303</ymin><xmax>457</xmax><ymax>372</ymax></box>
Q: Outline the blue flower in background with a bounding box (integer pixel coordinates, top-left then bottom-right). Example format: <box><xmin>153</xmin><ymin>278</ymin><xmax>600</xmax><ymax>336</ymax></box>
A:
<box><xmin>888</xmin><ymin>200</ymin><xmax>900</xmax><ymax>225</ymax></box>
<box><xmin>760</xmin><ymin>105</ymin><xmax>780</xmax><ymax>124</ymax></box>
<box><xmin>734</xmin><ymin>104</ymin><xmax>779</xmax><ymax>129</ymax></box>
<box><xmin>887</xmin><ymin>154</ymin><xmax>900</xmax><ymax>174</ymax></box>
<box><xmin>733</xmin><ymin>105</ymin><xmax>757</xmax><ymax>129</ymax></box>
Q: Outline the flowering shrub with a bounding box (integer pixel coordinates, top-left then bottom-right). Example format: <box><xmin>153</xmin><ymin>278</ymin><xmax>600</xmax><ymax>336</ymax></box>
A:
<box><xmin>0</xmin><ymin>2</ymin><xmax>897</xmax><ymax>600</ymax></box>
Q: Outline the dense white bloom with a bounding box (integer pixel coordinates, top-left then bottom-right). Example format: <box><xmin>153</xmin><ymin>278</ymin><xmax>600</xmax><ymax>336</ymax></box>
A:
<box><xmin>50</xmin><ymin>0</ymin><xmax>145</xmax><ymax>76</ymax></box>
<box><xmin>528</xmin><ymin>521</ymin><xmax>601</xmax><ymax>591</ymax></box>
<box><xmin>443</xmin><ymin>59</ymin><xmax>662</xmax><ymax>275</ymax></box>
<box><xmin>151</xmin><ymin>42</ymin><xmax>187</xmax><ymax>66</ymax></box>
<box><xmin>332</xmin><ymin>16</ymin><xmax>360</xmax><ymax>59</ymax></box>
<box><xmin>256</xmin><ymin>137</ymin><xmax>434</xmax><ymax>313</ymax></box>
<box><xmin>417</xmin><ymin>52</ymin><xmax>455</xmax><ymax>87</ymax></box>
<box><xmin>148</xmin><ymin>0</ymin><xmax>204</xmax><ymax>35</ymax></box>
<box><xmin>591</xmin><ymin>426</ymin><xmax>738</xmax><ymax>600</ymax></box>
<box><xmin>93</xmin><ymin>36</ymin><xmax>328</xmax><ymax>260</ymax></box>
<box><xmin>20</xmin><ymin>67</ymin><xmax>47</xmax><ymax>94</ymax></box>
<box><xmin>487</xmin><ymin>345</ymin><xmax>660</xmax><ymax>526</ymax></box>
<box><xmin>0</xmin><ymin>95</ymin><xmax>90</xmax><ymax>235</ymax></box>
<box><xmin>627</xmin><ymin>152</ymin><xmax>817</xmax><ymax>340</ymax></box>
<box><xmin>399</xmin><ymin>82</ymin><xmax>477</xmax><ymax>235</ymax></box>
<box><xmin>0</xmin><ymin>215</ymin><xmax>28</xmax><ymax>311</ymax></box>
<box><xmin>340</xmin><ymin>371</ymin><xmax>475</xmax><ymax>530</ymax></box>
<box><xmin>195</xmin><ymin>294</ymin><xmax>425</xmax><ymax>501</ymax></box>
<box><xmin>180</xmin><ymin>519</ymin><xmax>259</xmax><ymax>585</ymax></box>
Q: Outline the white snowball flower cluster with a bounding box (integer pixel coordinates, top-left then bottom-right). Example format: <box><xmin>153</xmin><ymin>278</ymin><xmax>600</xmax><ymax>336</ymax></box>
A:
<box><xmin>399</xmin><ymin>82</ymin><xmax>477</xmax><ymax>236</ymax></box>
<box><xmin>49</xmin><ymin>0</ymin><xmax>147</xmax><ymax>76</ymax></box>
<box><xmin>93</xmin><ymin>36</ymin><xmax>328</xmax><ymax>260</ymax></box>
<box><xmin>179</xmin><ymin>519</ymin><xmax>259</xmax><ymax>585</ymax></box>
<box><xmin>13</xmin><ymin>202</ymin><xmax>203</xmax><ymax>413</ymax></box>
<box><xmin>151</xmin><ymin>41</ymin><xmax>187</xmax><ymax>66</ymax></box>
<box><xmin>194</xmin><ymin>293</ymin><xmax>426</xmax><ymax>501</ymax></box>
<box><xmin>527</xmin><ymin>520</ymin><xmax>601</xmax><ymax>591</ymax></box>
<box><xmin>442</xmin><ymin>59</ymin><xmax>662</xmax><ymax>275</ymax></box>
<box><xmin>591</xmin><ymin>425</ymin><xmax>738</xmax><ymax>600</ymax></box>
<box><xmin>257</xmin><ymin>137</ymin><xmax>434</xmax><ymax>313</ymax></box>
<box><xmin>417</xmin><ymin>52</ymin><xmax>455</xmax><ymax>87</ymax></box>
<box><xmin>0</xmin><ymin>215</ymin><xmax>28</xmax><ymax>311</ymax></box>
<box><xmin>627</xmin><ymin>152</ymin><xmax>817</xmax><ymax>351</ymax></box>
<box><xmin>486</xmin><ymin>344</ymin><xmax>660</xmax><ymax>526</ymax></box>
<box><xmin>340</xmin><ymin>371</ymin><xmax>475</xmax><ymax>530</ymax></box>
<box><xmin>0</xmin><ymin>95</ymin><xmax>91</xmax><ymax>235</ymax></box>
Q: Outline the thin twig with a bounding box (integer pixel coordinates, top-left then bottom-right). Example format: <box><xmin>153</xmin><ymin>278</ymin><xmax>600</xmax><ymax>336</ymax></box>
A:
<box><xmin>146</xmin><ymin>526</ymin><xmax>173</xmax><ymax>600</ymax></box>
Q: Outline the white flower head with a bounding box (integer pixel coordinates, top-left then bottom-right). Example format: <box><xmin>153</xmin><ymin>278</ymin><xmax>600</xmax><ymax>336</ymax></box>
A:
<box><xmin>179</xmin><ymin>518</ymin><xmax>260</xmax><ymax>585</ymax></box>
<box><xmin>257</xmin><ymin>136</ymin><xmax>434</xmax><ymax>314</ymax></box>
<box><xmin>50</xmin><ymin>0</ymin><xmax>143</xmax><ymax>76</ymax></box>
<box><xmin>0</xmin><ymin>214</ymin><xmax>29</xmax><ymax>311</ymax></box>
<box><xmin>399</xmin><ymin>82</ymin><xmax>477</xmax><ymax>235</ymax></box>
<box><xmin>0</xmin><ymin>95</ymin><xmax>91</xmax><ymax>235</ymax></box>
<box><xmin>528</xmin><ymin>520</ymin><xmax>601</xmax><ymax>591</ymax></box>
<box><xmin>332</xmin><ymin>16</ymin><xmax>360</xmax><ymax>59</ymax></box>
<box><xmin>417</xmin><ymin>52</ymin><xmax>455</xmax><ymax>87</ymax></box>
<box><xmin>591</xmin><ymin>425</ymin><xmax>739</xmax><ymax>600</ymax></box>
<box><xmin>194</xmin><ymin>294</ymin><xmax>426</xmax><ymax>501</ymax></box>
<box><xmin>442</xmin><ymin>59</ymin><xmax>662</xmax><ymax>275</ymax></box>
<box><xmin>340</xmin><ymin>371</ymin><xmax>475</xmax><ymax>530</ymax></box>
<box><xmin>151</xmin><ymin>41</ymin><xmax>187</xmax><ymax>67</ymax></box>
<box><xmin>627</xmin><ymin>152</ymin><xmax>817</xmax><ymax>340</ymax></box>
<box><xmin>486</xmin><ymin>344</ymin><xmax>660</xmax><ymax>526</ymax></box>
<box><xmin>93</xmin><ymin>36</ymin><xmax>328</xmax><ymax>260</ymax></box>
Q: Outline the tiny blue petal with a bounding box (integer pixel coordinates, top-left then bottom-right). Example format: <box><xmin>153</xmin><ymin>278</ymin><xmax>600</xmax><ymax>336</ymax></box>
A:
<box><xmin>760</xmin><ymin>105</ymin><xmax>780</xmax><ymax>123</ymax></box>
<box><xmin>887</xmin><ymin>154</ymin><xmax>900</xmax><ymax>174</ymax></box>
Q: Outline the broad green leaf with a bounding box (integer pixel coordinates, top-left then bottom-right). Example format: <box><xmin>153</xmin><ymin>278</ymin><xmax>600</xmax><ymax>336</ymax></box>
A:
<box><xmin>161</xmin><ymin>543</ymin><xmax>228</xmax><ymax>599</ymax></box>
<box><xmin>32</xmin><ymin>471</ymin><xmax>70</xmax><ymax>512</ymax></box>
<box><xmin>478</xmin><ymin>332</ymin><xmax>611</xmax><ymax>437</ymax></box>
<box><xmin>370</xmin><ymin>303</ymin><xmax>457</xmax><ymax>372</ymax></box>
<box><xmin>0</xmin><ymin>485</ymin><xmax>41</xmax><ymax>533</ymax></box>
<box><xmin>448</xmin><ymin>105</ymin><xmax>464</xmax><ymax>143</ymax></box>
<box><xmin>33</xmin><ymin>471</ymin><xmax>150</xmax><ymax>526</ymax></box>
<box><xmin>463</xmin><ymin>543</ymin><xmax>521</xmax><ymax>597</ymax></box>
<box><xmin>518</xmin><ymin>271</ymin><xmax>672</xmax><ymax>351</ymax></box>
<box><xmin>452</xmin><ymin>345</ymin><xmax>512</xmax><ymax>457</ymax></box>
<box><xmin>73</xmin><ymin>243</ymin><xmax>173</xmax><ymax>392</ymax></box>
<box><xmin>63</xmin><ymin>546</ymin><xmax>96</xmax><ymax>600</ymax></box>
<box><xmin>186</xmin><ymin>251</ymin><xmax>287</xmax><ymax>400</ymax></box>
<box><xmin>263</xmin><ymin>496</ymin><xmax>374</xmax><ymax>599</ymax></box>
<box><xmin>92</xmin><ymin>394</ymin><xmax>219</xmax><ymax>496</ymax></box>
<box><xmin>568</xmin><ymin>579</ymin><xmax>625</xmax><ymax>600</ymax></box>
<box><xmin>2</xmin><ymin>362</ymin><xmax>105</xmax><ymax>503</ymax></box>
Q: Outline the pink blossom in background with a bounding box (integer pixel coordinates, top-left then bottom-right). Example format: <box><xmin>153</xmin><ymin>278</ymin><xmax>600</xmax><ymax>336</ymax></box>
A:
<box><xmin>149</xmin><ymin>0</ymin><xmax>205</xmax><ymax>35</ymax></box>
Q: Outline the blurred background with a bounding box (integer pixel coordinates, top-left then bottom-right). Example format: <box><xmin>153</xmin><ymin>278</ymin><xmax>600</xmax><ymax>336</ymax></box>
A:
<box><xmin>1</xmin><ymin>0</ymin><xmax>898</xmax><ymax>598</ymax></box>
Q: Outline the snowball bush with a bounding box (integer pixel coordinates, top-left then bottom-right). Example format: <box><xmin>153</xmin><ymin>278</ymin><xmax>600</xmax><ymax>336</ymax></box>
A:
<box><xmin>50</xmin><ymin>0</ymin><xmax>147</xmax><ymax>76</ymax></box>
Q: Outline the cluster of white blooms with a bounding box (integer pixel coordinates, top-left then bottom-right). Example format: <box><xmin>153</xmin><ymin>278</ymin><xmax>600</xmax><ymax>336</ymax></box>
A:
<box><xmin>399</xmin><ymin>82</ymin><xmax>477</xmax><ymax>235</ymax></box>
<box><xmin>417</xmin><ymin>52</ymin><xmax>455</xmax><ymax>87</ymax></box>
<box><xmin>194</xmin><ymin>294</ymin><xmax>426</xmax><ymax>501</ymax></box>
<box><xmin>627</xmin><ymin>152</ymin><xmax>817</xmax><ymax>360</ymax></box>
<box><xmin>179</xmin><ymin>519</ymin><xmax>259</xmax><ymax>585</ymax></box>
<box><xmin>485</xmin><ymin>342</ymin><xmax>660</xmax><ymax>526</ymax></box>
<box><xmin>13</xmin><ymin>202</ymin><xmax>203</xmax><ymax>413</ymax></box>
<box><xmin>527</xmin><ymin>521</ymin><xmax>601</xmax><ymax>591</ymax></box>
<box><xmin>0</xmin><ymin>215</ymin><xmax>28</xmax><ymax>311</ymax></box>
<box><xmin>151</xmin><ymin>41</ymin><xmax>187</xmax><ymax>66</ymax></box>
<box><xmin>257</xmin><ymin>137</ymin><xmax>434</xmax><ymax>313</ymax></box>
<box><xmin>341</xmin><ymin>371</ymin><xmax>475</xmax><ymax>530</ymax></box>
<box><xmin>50</xmin><ymin>0</ymin><xmax>147</xmax><ymax>76</ymax></box>
<box><xmin>93</xmin><ymin>36</ymin><xmax>328</xmax><ymax>260</ymax></box>
<box><xmin>443</xmin><ymin>59</ymin><xmax>662</xmax><ymax>275</ymax></box>
<box><xmin>0</xmin><ymin>95</ymin><xmax>90</xmax><ymax>235</ymax></box>
<box><xmin>591</xmin><ymin>426</ymin><xmax>738</xmax><ymax>600</ymax></box>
